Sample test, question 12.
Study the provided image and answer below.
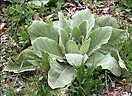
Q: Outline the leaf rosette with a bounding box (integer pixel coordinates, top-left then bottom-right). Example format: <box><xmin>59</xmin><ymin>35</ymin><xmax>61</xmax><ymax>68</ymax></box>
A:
<box><xmin>4</xmin><ymin>9</ymin><xmax>128</xmax><ymax>89</ymax></box>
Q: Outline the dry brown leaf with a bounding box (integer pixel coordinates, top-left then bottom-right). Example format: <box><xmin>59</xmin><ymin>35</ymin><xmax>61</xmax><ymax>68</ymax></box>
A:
<box><xmin>0</xmin><ymin>23</ymin><xmax>6</xmax><ymax>33</ymax></box>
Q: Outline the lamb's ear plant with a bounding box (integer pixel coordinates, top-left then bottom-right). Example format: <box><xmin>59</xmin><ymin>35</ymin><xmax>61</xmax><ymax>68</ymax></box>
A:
<box><xmin>4</xmin><ymin>9</ymin><xmax>128</xmax><ymax>90</ymax></box>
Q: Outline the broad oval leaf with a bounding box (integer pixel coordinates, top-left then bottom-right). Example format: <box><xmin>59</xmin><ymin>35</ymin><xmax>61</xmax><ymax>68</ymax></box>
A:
<box><xmin>79</xmin><ymin>20</ymin><xmax>87</xmax><ymax>38</ymax></box>
<box><xmin>111</xmin><ymin>50</ymin><xmax>127</xmax><ymax>69</ymax></box>
<box><xmin>98</xmin><ymin>29</ymin><xmax>126</xmax><ymax>54</ymax></box>
<box><xmin>28</xmin><ymin>21</ymin><xmax>59</xmax><ymax>43</ymax></box>
<box><xmin>32</xmin><ymin>37</ymin><xmax>63</xmax><ymax>59</ymax></box>
<box><xmin>86</xmin><ymin>52</ymin><xmax>105</xmax><ymax>66</ymax></box>
<box><xmin>71</xmin><ymin>9</ymin><xmax>93</xmax><ymax>27</ymax></box>
<box><xmin>79</xmin><ymin>38</ymin><xmax>91</xmax><ymax>54</ymax></box>
<box><xmin>86</xmin><ymin>52</ymin><xmax>121</xmax><ymax>76</ymax></box>
<box><xmin>59</xmin><ymin>28</ymin><xmax>69</xmax><ymax>46</ymax></box>
<box><xmin>95</xmin><ymin>15</ymin><xmax>117</xmax><ymax>28</ymax></box>
<box><xmin>71</xmin><ymin>26</ymin><xmax>81</xmax><ymax>40</ymax></box>
<box><xmin>109</xmin><ymin>28</ymin><xmax>126</xmax><ymax>45</ymax></box>
<box><xmin>59</xmin><ymin>29</ymin><xmax>69</xmax><ymax>54</ymax></box>
<box><xmin>65</xmin><ymin>54</ymin><xmax>84</xmax><ymax>67</ymax></box>
<box><xmin>88</xmin><ymin>26</ymin><xmax>112</xmax><ymax>55</ymax></box>
<box><xmin>48</xmin><ymin>60</ymin><xmax>75</xmax><ymax>89</ymax></box>
<box><xmin>58</xmin><ymin>12</ymin><xmax>71</xmax><ymax>34</ymax></box>
<box><xmin>96</xmin><ymin>54</ymin><xmax>121</xmax><ymax>76</ymax></box>
<box><xmin>111</xmin><ymin>49</ymin><xmax>128</xmax><ymax>76</ymax></box>
<box><xmin>4</xmin><ymin>48</ymin><xmax>39</xmax><ymax>73</ymax></box>
<box><xmin>78</xmin><ymin>16</ymin><xmax>95</xmax><ymax>40</ymax></box>
<box><xmin>59</xmin><ymin>39</ymin><xmax>65</xmax><ymax>54</ymax></box>
<box><xmin>86</xmin><ymin>14</ymin><xmax>95</xmax><ymax>39</ymax></box>
<box><xmin>66</xmin><ymin>40</ymin><xmax>79</xmax><ymax>53</ymax></box>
